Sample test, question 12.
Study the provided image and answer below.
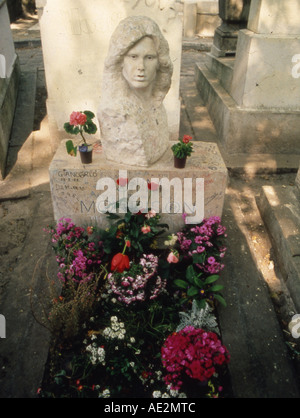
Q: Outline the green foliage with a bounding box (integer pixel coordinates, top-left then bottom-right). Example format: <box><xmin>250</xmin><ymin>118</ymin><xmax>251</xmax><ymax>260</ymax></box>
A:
<box><xmin>171</xmin><ymin>137</ymin><xmax>194</xmax><ymax>159</ymax></box>
<box><xmin>64</xmin><ymin>111</ymin><xmax>97</xmax><ymax>156</ymax></box>
<box><xmin>173</xmin><ymin>264</ymin><xmax>226</xmax><ymax>308</ymax></box>
<box><xmin>101</xmin><ymin>211</ymin><xmax>168</xmax><ymax>259</ymax></box>
<box><xmin>176</xmin><ymin>300</ymin><xmax>219</xmax><ymax>334</ymax></box>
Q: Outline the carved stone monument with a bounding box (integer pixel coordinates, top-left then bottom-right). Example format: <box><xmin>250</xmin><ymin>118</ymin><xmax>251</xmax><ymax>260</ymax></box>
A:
<box><xmin>196</xmin><ymin>0</ymin><xmax>300</xmax><ymax>164</ymax></box>
<box><xmin>36</xmin><ymin>0</ymin><xmax>183</xmax><ymax>144</ymax></box>
<box><xmin>98</xmin><ymin>16</ymin><xmax>173</xmax><ymax>166</ymax></box>
<box><xmin>48</xmin><ymin>4</ymin><xmax>228</xmax><ymax>236</ymax></box>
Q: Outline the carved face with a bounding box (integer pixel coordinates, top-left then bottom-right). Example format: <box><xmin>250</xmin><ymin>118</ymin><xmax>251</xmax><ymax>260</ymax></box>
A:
<box><xmin>122</xmin><ymin>37</ymin><xmax>159</xmax><ymax>95</ymax></box>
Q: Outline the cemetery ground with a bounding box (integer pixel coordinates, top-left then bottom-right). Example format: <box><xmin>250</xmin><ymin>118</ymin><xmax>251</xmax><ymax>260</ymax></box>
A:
<box><xmin>0</xmin><ymin>16</ymin><xmax>300</xmax><ymax>398</ymax></box>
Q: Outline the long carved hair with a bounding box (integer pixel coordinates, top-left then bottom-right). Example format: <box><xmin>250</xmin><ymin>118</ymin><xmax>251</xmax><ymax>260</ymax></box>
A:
<box><xmin>100</xmin><ymin>15</ymin><xmax>173</xmax><ymax>108</ymax></box>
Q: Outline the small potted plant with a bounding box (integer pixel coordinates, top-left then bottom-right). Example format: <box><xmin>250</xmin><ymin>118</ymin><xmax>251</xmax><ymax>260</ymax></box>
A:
<box><xmin>171</xmin><ymin>135</ymin><xmax>194</xmax><ymax>168</ymax></box>
<box><xmin>64</xmin><ymin>110</ymin><xmax>97</xmax><ymax>164</ymax></box>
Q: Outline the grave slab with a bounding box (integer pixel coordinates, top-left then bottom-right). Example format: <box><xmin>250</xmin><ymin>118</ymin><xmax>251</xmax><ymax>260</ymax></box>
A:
<box><xmin>257</xmin><ymin>184</ymin><xmax>300</xmax><ymax>313</ymax></box>
<box><xmin>49</xmin><ymin>140</ymin><xmax>228</xmax><ymax>236</ymax></box>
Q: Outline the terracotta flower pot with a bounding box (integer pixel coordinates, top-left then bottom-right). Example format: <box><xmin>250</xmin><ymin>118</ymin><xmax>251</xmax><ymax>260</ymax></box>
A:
<box><xmin>174</xmin><ymin>156</ymin><xmax>187</xmax><ymax>169</ymax></box>
<box><xmin>79</xmin><ymin>144</ymin><xmax>93</xmax><ymax>164</ymax></box>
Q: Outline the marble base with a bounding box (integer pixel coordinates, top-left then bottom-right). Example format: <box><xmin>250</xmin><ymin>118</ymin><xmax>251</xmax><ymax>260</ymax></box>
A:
<box><xmin>49</xmin><ymin>140</ymin><xmax>228</xmax><ymax>235</ymax></box>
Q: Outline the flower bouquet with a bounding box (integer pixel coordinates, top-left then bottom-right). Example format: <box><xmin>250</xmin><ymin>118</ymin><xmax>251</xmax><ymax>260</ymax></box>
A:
<box><xmin>64</xmin><ymin>111</ymin><xmax>97</xmax><ymax>164</ymax></box>
<box><xmin>107</xmin><ymin>253</ymin><xmax>167</xmax><ymax>305</ymax></box>
<box><xmin>161</xmin><ymin>326</ymin><xmax>230</xmax><ymax>394</ymax></box>
<box><xmin>171</xmin><ymin>135</ymin><xmax>194</xmax><ymax>168</ymax></box>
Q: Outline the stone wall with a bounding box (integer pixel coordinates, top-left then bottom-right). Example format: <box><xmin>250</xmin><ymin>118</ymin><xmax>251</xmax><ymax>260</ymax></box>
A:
<box><xmin>0</xmin><ymin>0</ymin><xmax>20</xmax><ymax>180</ymax></box>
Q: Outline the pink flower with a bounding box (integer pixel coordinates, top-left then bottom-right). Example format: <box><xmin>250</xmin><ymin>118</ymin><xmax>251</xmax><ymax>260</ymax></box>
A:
<box><xmin>167</xmin><ymin>252</ymin><xmax>179</xmax><ymax>264</ymax></box>
<box><xmin>145</xmin><ymin>209</ymin><xmax>156</xmax><ymax>219</ymax></box>
<box><xmin>116</xmin><ymin>177</ymin><xmax>128</xmax><ymax>187</ymax></box>
<box><xmin>69</xmin><ymin>111</ymin><xmax>87</xmax><ymax>126</ymax></box>
<box><xmin>141</xmin><ymin>225</ymin><xmax>151</xmax><ymax>234</ymax></box>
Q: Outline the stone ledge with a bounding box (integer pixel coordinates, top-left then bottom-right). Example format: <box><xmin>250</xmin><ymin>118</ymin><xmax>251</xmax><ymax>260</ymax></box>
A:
<box><xmin>49</xmin><ymin>140</ymin><xmax>228</xmax><ymax>235</ymax></box>
<box><xmin>257</xmin><ymin>184</ymin><xmax>300</xmax><ymax>312</ymax></box>
<box><xmin>195</xmin><ymin>61</ymin><xmax>300</xmax><ymax>156</ymax></box>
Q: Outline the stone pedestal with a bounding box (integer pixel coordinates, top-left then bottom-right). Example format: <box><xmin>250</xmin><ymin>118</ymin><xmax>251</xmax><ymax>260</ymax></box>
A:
<box><xmin>211</xmin><ymin>0</ymin><xmax>251</xmax><ymax>57</ymax></box>
<box><xmin>36</xmin><ymin>0</ymin><xmax>183</xmax><ymax>144</ymax></box>
<box><xmin>49</xmin><ymin>141</ymin><xmax>228</xmax><ymax>236</ymax></box>
<box><xmin>195</xmin><ymin>0</ymin><xmax>300</xmax><ymax>162</ymax></box>
<box><xmin>257</xmin><ymin>165</ymin><xmax>300</xmax><ymax>312</ymax></box>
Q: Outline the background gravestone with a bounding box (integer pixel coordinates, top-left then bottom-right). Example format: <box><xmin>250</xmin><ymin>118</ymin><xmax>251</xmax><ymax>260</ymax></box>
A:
<box><xmin>36</xmin><ymin>0</ymin><xmax>183</xmax><ymax>145</ymax></box>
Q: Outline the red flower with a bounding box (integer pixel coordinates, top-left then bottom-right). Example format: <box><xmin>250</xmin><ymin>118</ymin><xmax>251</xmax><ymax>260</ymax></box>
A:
<box><xmin>125</xmin><ymin>240</ymin><xmax>131</xmax><ymax>248</ymax></box>
<box><xmin>111</xmin><ymin>253</ymin><xmax>130</xmax><ymax>273</ymax></box>
<box><xmin>141</xmin><ymin>225</ymin><xmax>151</xmax><ymax>234</ymax></box>
<box><xmin>116</xmin><ymin>177</ymin><xmax>128</xmax><ymax>187</ymax></box>
<box><xmin>182</xmin><ymin>135</ymin><xmax>192</xmax><ymax>144</ymax></box>
<box><xmin>147</xmin><ymin>181</ymin><xmax>159</xmax><ymax>191</ymax></box>
<box><xmin>70</xmin><ymin>111</ymin><xmax>87</xmax><ymax>126</ymax></box>
<box><xmin>86</xmin><ymin>226</ymin><xmax>93</xmax><ymax>235</ymax></box>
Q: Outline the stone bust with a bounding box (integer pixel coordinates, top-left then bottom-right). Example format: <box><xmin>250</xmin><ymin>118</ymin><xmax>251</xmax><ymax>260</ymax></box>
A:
<box><xmin>98</xmin><ymin>16</ymin><xmax>173</xmax><ymax>167</ymax></box>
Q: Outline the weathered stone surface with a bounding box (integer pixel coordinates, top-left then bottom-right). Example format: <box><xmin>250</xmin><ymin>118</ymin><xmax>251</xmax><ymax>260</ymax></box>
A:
<box><xmin>49</xmin><ymin>140</ymin><xmax>228</xmax><ymax>235</ymax></box>
<box><xmin>0</xmin><ymin>1</ymin><xmax>20</xmax><ymax>180</ymax></box>
<box><xmin>196</xmin><ymin>0</ymin><xmax>300</xmax><ymax>157</ymax></box>
<box><xmin>257</xmin><ymin>185</ymin><xmax>300</xmax><ymax>313</ymax></box>
<box><xmin>248</xmin><ymin>0</ymin><xmax>300</xmax><ymax>35</ymax></box>
<box><xmin>230</xmin><ymin>30</ymin><xmax>300</xmax><ymax>109</ymax></box>
<box><xmin>98</xmin><ymin>16</ymin><xmax>172</xmax><ymax>167</ymax></box>
<box><xmin>36</xmin><ymin>0</ymin><xmax>183</xmax><ymax>142</ymax></box>
<box><xmin>195</xmin><ymin>62</ymin><xmax>300</xmax><ymax>155</ymax></box>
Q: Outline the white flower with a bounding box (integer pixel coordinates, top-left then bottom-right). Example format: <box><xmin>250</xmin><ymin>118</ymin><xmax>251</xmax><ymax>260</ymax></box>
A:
<box><xmin>99</xmin><ymin>388</ymin><xmax>110</xmax><ymax>398</ymax></box>
<box><xmin>130</xmin><ymin>337</ymin><xmax>136</xmax><ymax>343</ymax></box>
<box><xmin>152</xmin><ymin>391</ymin><xmax>162</xmax><ymax>398</ymax></box>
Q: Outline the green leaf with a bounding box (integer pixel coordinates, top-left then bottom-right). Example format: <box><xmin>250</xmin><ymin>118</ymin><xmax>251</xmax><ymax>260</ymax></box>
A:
<box><xmin>65</xmin><ymin>140</ymin><xmax>77</xmax><ymax>156</ymax></box>
<box><xmin>214</xmin><ymin>294</ymin><xmax>227</xmax><ymax>307</ymax></box>
<box><xmin>193</xmin><ymin>275</ymin><xmax>204</xmax><ymax>288</ymax></box>
<box><xmin>204</xmin><ymin>275</ymin><xmax>219</xmax><ymax>285</ymax></box>
<box><xmin>196</xmin><ymin>299</ymin><xmax>207</xmax><ymax>309</ymax></box>
<box><xmin>192</xmin><ymin>253</ymin><xmax>205</xmax><ymax>264</ymax></box>
<box><xmin>186</xmin><ymin>265</ymin><xmax>196</xmax><ymax>283</ymax></box>
<box><xmin>124</xmin><ymin>212</ymin><xmax>132</xmax><ymax>223</ymax></box>
<box><xmin>209</xmin><ymin>284</ymin><xmax>224</xmax><ymax>292</ymax></box>
<box><xmin>83</xmin><ymin>110</ymin><xmax>95</xmax><ymax>120</ymax></box>
<box><xmin>187</xmin><ymin>286</ymin><xmax>199</xmax><ymax>297</ymax></box>
<box><xmin>174</xmin><ymin>279</ymin><xmax>189</xmax><ymax>289</ymax></box>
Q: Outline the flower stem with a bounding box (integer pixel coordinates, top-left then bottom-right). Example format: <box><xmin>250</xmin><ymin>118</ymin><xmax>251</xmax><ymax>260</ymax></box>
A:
<box><xmin>79</xmin><ymin>128</ymin><xmax>86</xmax><ymax>144</ymax></box>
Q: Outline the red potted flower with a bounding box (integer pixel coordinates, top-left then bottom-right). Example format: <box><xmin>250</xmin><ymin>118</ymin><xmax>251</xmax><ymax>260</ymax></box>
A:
<box><xmin>171</xmin><ymin>135</ymin><xmax>194</xmax><ymax>169</ymax></box>
<box><xmin>111</xmin><ymin>253</ymin><xmax>130</xmax><ymax>273</ymax></box>
<box><xmin>64</xmin><ymin>110</ymin><xmax>97</xmax><ymax>164</ymax></box>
